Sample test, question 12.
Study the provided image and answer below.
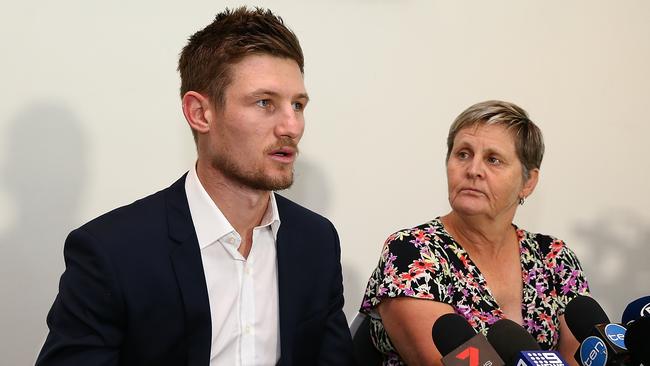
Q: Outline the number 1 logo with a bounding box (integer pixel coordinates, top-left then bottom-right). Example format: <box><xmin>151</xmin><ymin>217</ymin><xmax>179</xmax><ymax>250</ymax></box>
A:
<box><xmin>457</xmin><ymin>346</ymin><xmax>479</xmax><ymax>366</ymax></box>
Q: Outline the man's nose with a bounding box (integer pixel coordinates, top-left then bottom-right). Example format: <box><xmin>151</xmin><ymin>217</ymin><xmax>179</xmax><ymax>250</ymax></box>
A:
<box><xmin>275</xmin><ymin>106</ymin><xmax>304</xmax><ymax>140</ymax></box>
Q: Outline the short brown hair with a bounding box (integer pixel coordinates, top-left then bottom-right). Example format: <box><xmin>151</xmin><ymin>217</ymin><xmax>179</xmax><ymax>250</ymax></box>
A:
<box><xmin>178</xmin><ymin>7</ymin><xmax>304</xmax><ymax>140</ymax></box>
<box><xmin>446</xmin><ymin>100</ymin><xmax>544</xmax><ymax>180</ymax></box>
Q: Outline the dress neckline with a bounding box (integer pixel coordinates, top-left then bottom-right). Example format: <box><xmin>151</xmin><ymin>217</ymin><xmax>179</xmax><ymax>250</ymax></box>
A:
<box><xmin>433</xmin><ymin>217</ymin><xmax>527</xmax><ymax>325</ymax></box>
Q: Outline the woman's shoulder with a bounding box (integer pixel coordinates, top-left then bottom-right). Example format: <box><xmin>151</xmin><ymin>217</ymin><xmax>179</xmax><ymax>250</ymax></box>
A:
<box><xmin>517</xmin><ymin>226</ymin><xmax>582</xmax><ymax>264</ymax></box>
<box><xmin>377</xmin><ymin>218</ymin><xmax>460</xmax><ymax>268</ymax></box>
<box><xmin>383</xmin><ymin>218</ymin><xmax>452</xmax><ymax>248</ymax></box>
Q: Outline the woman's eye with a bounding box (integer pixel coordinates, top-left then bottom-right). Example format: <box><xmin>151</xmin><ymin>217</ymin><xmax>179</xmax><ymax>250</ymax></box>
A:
<box><xmin>256</xmin><ymin>99</ymin><xmax>270</xmax><ymax>108</ymax></box>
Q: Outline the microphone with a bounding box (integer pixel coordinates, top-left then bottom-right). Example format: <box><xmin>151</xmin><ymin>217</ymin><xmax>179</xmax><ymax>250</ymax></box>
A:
<box><xmin>432</xmin><ymin>313</ymin><xmax>504</xmax><ymax>366</ymax></box>
<box><xmin>486</xmin><ymin>319</ymin><xmax>568</xmax><ymax>366</ymax></box>
<box><xmin>625</xmin><ymin>316</ymin><xmax>650</xmax><ymax>366</ymax></box>
<box><xmin>621</xmin><ymin>295</ymin><xmax>650</xmax><ymax>324</ymax></box>
<box><xmin>565</xmin><ymin>295</ymin><xmax>630</xmax><ymax>366</ymax></box>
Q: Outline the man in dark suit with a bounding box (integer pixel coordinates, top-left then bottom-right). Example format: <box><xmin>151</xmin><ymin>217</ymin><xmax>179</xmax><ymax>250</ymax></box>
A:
<box><xmin>37</xmin><ymin>7</ymin><xmax>354</xmax><ymax>366</ymax></box>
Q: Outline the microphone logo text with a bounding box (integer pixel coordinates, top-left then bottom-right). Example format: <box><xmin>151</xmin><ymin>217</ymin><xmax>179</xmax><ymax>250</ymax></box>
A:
<box><xmin>523</xmin><ymin>351</ymin><xmax>565</xmax><ymax>366</ymax></box>
<box><xmin>579</xmin><ymin>336</ymin><xmax>608</xmax><ymax>366</ymax></box>
<box><xmin>454</xmin><ymin>346</ymin><xmax>494</xmax><ymax>366</ymax></box>
<box><xmin>641</xmin><ymin>303</ymin><xmax>650</xmax><ymax>318</ymax></box>
<box><xmin>456</xmin><ymin>346</ymin><xmax>479</xmax><ymax>366</ymax></box>
<box><xmin>603</xmin><ymin>324</ymin><xmax>626</xmax><ymax>350</ymax></box>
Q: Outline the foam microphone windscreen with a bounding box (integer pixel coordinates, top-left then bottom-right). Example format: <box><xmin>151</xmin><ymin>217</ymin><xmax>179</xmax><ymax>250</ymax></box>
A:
<box><xmin>621</xmin><ymin>295</ymin><xmax>650</xmax><ymax>324</ymax></box>
<box><xmin>432</xmin><ymin>313</ymin><xmax>477</xmax><ymax>356</ymax></box>
<box><xmin>625</xmin><ymin>316</ymin><xmax>650</xmax><ymax>366</ymax></box>
<box><xmin>564</xmin><ymin>295</ymin><xmax>610</xmax><ymax>342</ymax></box>
<box><xmin>486</xmin><ymin>319</ymin><xmax>541</xmax><ymax>366</ymax></box>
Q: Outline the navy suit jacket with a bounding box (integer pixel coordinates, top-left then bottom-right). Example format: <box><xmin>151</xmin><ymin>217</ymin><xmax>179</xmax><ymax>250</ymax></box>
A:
<box><xmin>36</xmin><ymin>174</ymin><xmax>354</xmax><ymax>365</ymax></box>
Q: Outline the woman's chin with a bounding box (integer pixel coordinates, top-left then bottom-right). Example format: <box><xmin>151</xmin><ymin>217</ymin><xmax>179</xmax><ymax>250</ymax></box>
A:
<box><xmin>451</xmin><ymin>204</ymin><xmax>488</xmax><ymax>217</ymax></box>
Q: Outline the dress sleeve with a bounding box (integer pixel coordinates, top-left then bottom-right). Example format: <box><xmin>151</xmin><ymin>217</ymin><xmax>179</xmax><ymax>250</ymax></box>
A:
<box><xmin>545</xmin><ymin>239</ymin><xmax>590</xmax><ymax>316</ymax></box>
<box><xmin>360</xmin><ymin>227</ymin><xmax>453</xmax><ymax>314</ymax></box>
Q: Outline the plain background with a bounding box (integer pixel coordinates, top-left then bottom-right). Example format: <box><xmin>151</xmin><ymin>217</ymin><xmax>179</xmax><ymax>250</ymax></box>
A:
<box><xmin>1</xmin><ymin>0</ymin><xmax>649</xmax><ymax>364</ymax></box>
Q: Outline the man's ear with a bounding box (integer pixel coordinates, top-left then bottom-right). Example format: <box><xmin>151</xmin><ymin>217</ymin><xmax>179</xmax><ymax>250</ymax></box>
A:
<box><xmin>182</xmin><ymin>91</ymin><xmax>213</xmax><ymax>135</ymax></box>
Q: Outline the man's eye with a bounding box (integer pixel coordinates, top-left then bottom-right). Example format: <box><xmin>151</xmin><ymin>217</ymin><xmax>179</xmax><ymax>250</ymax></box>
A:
<box><xmin>256</xmin><ymin>99</ymin><xmax>270</xmax><ymax>107</ymax></box>
<box><xmin>457</xmin><ymin>151</ymin><xmax>470</xmax><ymax>159</ymax></box>
<box><xmin>488</xmin><ymin>156</ymin><xmax>501</xmax><ymax>165</ymax></box>
<box><xmin>292</xmin><ymin>102</ymin><xmax>304</xmax><ymax>111</ymax></box>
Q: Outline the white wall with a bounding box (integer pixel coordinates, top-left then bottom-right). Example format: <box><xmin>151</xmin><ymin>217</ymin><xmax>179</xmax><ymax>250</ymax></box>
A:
<box><xmin>2</xmin><ymin>1</ymin><xmax>649</xmax><ymax>364</ymax></box>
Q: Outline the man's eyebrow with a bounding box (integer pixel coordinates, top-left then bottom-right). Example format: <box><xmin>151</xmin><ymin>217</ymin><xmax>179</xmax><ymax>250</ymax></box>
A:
<box><xmin>248</xmin><ymin>89</ymin><xmax>310</xmax><ymax>101</ymax></box>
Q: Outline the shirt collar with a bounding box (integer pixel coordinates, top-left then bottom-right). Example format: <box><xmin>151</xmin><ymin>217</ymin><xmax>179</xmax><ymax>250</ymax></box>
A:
<box><xmin>266</xmin><ymin>192</ymin><xmax>281</xmax><ymax>239</ymax></box>
<box><xmin>184</xmin><ymin>164</ymin><xmax>281</xmax><ymax>250</ymax></box>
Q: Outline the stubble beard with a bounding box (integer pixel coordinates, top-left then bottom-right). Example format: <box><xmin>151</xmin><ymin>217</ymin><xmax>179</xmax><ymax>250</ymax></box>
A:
<box><xmin>210</xmin><ymin>153</ymin><xmax>295</xmax><ymax>191</ymax></box>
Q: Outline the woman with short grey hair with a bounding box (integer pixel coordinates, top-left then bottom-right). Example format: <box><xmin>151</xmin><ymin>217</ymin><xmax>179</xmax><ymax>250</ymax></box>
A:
<box><xmin>361</xmin><ymin>100</ymin><xmax>589</xmax><ymax>366</ymax></box>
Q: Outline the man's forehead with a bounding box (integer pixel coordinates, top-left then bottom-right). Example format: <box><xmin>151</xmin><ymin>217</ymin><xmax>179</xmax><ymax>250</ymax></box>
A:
<box><xmin>228</xmin><ymin>55</ymin><xmax>306</xmax><ymax>95</ymax></box>
<box><xmin>230</xmin><ymin>54</ymin><xmax>302</xmax><ymax>76</ymax></box>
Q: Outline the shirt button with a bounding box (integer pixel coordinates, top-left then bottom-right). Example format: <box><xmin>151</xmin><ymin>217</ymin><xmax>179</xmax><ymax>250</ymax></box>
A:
<box><xmin>226</xmin><ymin>236</ymin><xmax>235</xmax><ymax>244</ymax></box>
<box><xmin>244</xmin><ymin>325</ymin><xmax>252</xmax><ymax>334</ymax></box>
<box><xmin>245</xmin><ymin>267</ymin><xmax>252</xmax><ymax>275</ymax></box>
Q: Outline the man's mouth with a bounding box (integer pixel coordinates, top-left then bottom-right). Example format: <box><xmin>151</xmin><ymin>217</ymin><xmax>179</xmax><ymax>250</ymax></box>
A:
<box><xmin>268</xmin><ymin>146</ymin><xmax>297</xmax><ymax>162</ymax></box>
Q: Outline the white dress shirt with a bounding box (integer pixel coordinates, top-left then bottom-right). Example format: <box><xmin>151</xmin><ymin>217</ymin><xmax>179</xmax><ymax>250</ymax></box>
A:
<box><xmin>185</xmin><ymin>166</ymin><xmax>281</xmax><ymax>366</ymax></box>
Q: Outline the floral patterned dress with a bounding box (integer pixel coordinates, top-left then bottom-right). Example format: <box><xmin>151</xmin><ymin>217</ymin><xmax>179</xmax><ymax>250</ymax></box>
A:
<box><xmin>360</xmin><ymin>218</ymin><xmax>589</xmax><ymax>366</ymax></box>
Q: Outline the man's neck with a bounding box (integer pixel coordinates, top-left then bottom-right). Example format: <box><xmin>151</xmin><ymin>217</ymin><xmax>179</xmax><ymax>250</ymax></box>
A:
<box><xmin>195</xmin><ymin>160</ymin><xmax>270</xmax><ymax>258</ymax></box>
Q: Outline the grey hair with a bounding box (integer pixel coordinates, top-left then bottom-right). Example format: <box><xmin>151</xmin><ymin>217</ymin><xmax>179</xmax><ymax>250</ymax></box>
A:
<box><xmin>446</xmin><ymin>100</ymin><xmax>544</xmax><ymax>180</ymax></box>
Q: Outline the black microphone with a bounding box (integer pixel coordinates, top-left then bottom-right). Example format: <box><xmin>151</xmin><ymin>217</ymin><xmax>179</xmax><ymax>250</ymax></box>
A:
<box><xmin>432</xmin><ymin>313</ymin><xmax>504</xmax><ymax>366</ymax></box>
<box><xmin>565</xmin><ymin>295</ymin><xmax>630</xmax><ymax>366</ymax></box>
<box><xmin>624</xmin><ymin>316</ymin><xmax>650</xmax><ymax>366</ymax></box>
<box><xmin>486</xmin><ymin>319</ymin><xmax>567</xmax><ymax>366</ymax></box>
<box><xmin>621</xmin><ymin>295</ymin><xmax>650</xmax><ymax>324</ymax></box>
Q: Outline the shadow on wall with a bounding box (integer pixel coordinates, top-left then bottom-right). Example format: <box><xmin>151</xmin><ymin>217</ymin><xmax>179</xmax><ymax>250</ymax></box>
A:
<box><xmin>0</xmin><ymin>101</ymin><xmax>87</xmax><ymax>365</ymax></box>
<box><xmin>572</xmin><ymin>209</ymin><xmax>650</xmax><ymax>318</ymax></box>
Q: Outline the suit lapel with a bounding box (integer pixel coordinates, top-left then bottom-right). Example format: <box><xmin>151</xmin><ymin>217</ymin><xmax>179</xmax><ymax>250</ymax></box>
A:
<box><xmin>166</xmin><ymin>175</ymin><xmax>212</xmax><ymax>366</ymax></box>
<box><xmin>275</xmin><ymin>194</ymin><xmax>300</xmax><ymax>365</ymax></box>
<box><xmin>162</xmin><ymin>185</ymin><xmax>302</xmax><ymax>365</ymax></box>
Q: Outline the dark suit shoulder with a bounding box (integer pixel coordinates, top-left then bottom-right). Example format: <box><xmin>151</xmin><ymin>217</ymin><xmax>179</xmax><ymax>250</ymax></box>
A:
<box><xmin>274</xmin><ymin>193</ymin><xmax>333</xmax><ymax>227</ymax></box>
<box><xmin>77</xmin><ymin>174</ymin><xmax>186</xmax><ymax>244</ymax></box>
<box><xmin>81</xmin><ymin>190</ymin><xmax>165</xmax><ymax>233</ymax></box>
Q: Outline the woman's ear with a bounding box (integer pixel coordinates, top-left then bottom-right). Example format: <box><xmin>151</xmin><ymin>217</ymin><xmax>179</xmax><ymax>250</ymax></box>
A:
<box><xmin>521</xmin><ymin>168</ymin><xmax>540</xmax><ymax>199</ymax></box>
